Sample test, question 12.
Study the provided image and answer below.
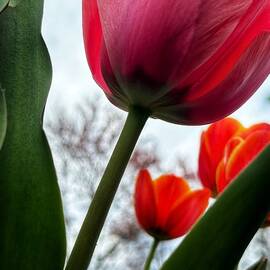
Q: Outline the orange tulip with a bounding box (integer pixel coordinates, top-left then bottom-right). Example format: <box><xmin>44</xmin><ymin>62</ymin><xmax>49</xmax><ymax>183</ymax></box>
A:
<box><xmin>135</xmin><ymin>169</ymin><xmax>210</xmax><ymax>240</ymax></box>
<box><xmin>198</xmin><ymin>118</ymin><xmax>244</xmax><ymax>195</ymax></box>
<box><xmin>216</xmin><ymin>123</ymin><xmax>270</xmax><ymax>193</ymax></box>
<box><xmin>198</xmin><ymin>118</ymin><xmax>270</xmax><ymax>225</ymax></box>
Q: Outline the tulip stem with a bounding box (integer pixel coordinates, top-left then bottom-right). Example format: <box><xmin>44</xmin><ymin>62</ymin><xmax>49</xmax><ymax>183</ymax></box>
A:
<box><xmin>144</xmin><ymin>239</ymin><xmax>159</xmax><ymax>270</ymax></box>
<box><xmin>65</xmin><ymin>106</ymin><xmax>149</xmax><ymax>270</ymax></box>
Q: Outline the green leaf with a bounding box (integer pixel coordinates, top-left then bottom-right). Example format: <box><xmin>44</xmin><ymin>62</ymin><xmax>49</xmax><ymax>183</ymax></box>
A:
<box><xmin>8</xmin><ymin>0</ymin><xmax>21</xmax><ymax>7</ymax></box>
<box><xmin>0</xmin><ymin>0</ymin><xmax>21</xmax><ymax>12</ymax></box>
<box><xmin>247</xmin><ymin>258</ymin><xmax>268</xmax><ymax>270</ymax></box>
<box><xmin>0</xmin><ymin>0</ymin><xmax>8</xmax><ymax>12</ymax></box>
<box><xmin>0</xmin><ymin>88</ymin><xmax>7</xmax><ymax>149</ymax></box>
<box><xmin>161</xmin><ymin>146</ymin><xmax>270</xmax><ymax>270</ymax></box>
<box><xmin>0</xmin><ymin>1</ymin><xmax>66</xmax><ymax>269</ymax></box>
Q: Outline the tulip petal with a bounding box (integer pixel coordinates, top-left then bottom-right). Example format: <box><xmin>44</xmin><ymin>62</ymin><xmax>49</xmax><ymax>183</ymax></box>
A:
<box><xmin>217</xmin><ymin>130</ymin><xmax>270</xmax><ymax>192</ymax></box>
<box><xmin>153</xmin><ymin>1</ymin><xmax>270</xmax><ymax>124</ymax></box>
<box><xmin>178</xmin><ymin>0</ymin><xmax>252</xmax><ymax>81</ymax></box>
<box><xmin>216</xmin><ymin>160</ymin><xmax>227</xmax><ymax>194</ymax></box>
<box><xmin>240</xmin><ymin>123</ymin><xmax>270</xmax><ymax>139</ymax></box>
<box><xmin>198</xmin><ymin>118</ymin><xmax>243</xmax><ymax>194</ymax></box>
<box><xmin>226</xmin><ymin>131</ymin><xmax>270</xmax><ymax>182</ymax></box>
<box><xmin>165</xmin><ymin>189</ymin><xmax>210</xmax><ymax>238</ymax></box>
<box><xmin>83</xmin><ymin>0</ymin><xmax>110</xmax><ymax>93</ymax></box>
<box><xmin>183</xmin><ymin>0</ymin><xmax>270</xmax><ymax>100</ymax></box>
<box><xmin>83</xmin><ymin>0</ymin><xmax>131</xmax><ymax>109</ymax></box>
<box><xmin>223</xmin><ymin>136</ymin><xmax>244</xmax><ymax>163</ymax></box>
<box><xmin>134</xmin><ymin>169</ymin><xmax>156</xmax><ymax>231</ymax></box>
<box><xmin>216</xmin><ymin>136</ymin><xmax>245</xmax><ymax>193</ymax></box>
<box><xmin>154</xmin><ymin>31</ymin><xmax>270</xmax><ymax>125</ymax></box>
<box><xmin>153</xmin><ymin>175</ymin><xmax>190</xmax><ymax>228</ymax></box>
<box><xmin>97</xmin><ymin>0</ymin><xmax>201</xmax><ymax>102</ymax></box>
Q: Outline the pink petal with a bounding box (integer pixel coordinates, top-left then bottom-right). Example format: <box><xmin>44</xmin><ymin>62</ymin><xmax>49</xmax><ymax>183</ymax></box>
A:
<box><xmin>97</xmin><ymin>0</ymin><xmax>200</xmax><ymax>100</ymax></box>
<box><xmin>177</xmin><ymin>0</ymin><xmax>252</xmax><ymax>81</ymax></box>
<box><xmin>154</xmin><ymin>31</ymin><xmax>270</xmax><ymax>125</ymax></box>
<box><xmin>83</xmin><ymin>0</ymin><xmax>111</xmax><ymax>94</ymax></box>
<box><xmin>182</xmin><ymin>0</ymin><xmax>270</xmax><ymax>100</ymax></box>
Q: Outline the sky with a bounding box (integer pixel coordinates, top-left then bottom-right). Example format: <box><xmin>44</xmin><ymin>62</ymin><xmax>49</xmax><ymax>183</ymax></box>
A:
<box><xmin>41</xmin><ymin>1</ymin><xmax>270</xmax><ymax>268</ymax></box>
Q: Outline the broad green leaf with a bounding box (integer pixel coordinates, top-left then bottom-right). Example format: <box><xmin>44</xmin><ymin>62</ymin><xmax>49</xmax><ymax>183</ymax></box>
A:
<box><xmin>0</xmin><ymin>0</ymin><xmax>21</xmax><ymax>13</ymax></box>
<box><xmin>0</xmin><ymin>1</ymin><xmax>66</xmax><ymax>269</ymax></box>
<box><xmin>247</xmin><ymin>258</ymin><xmax>268</xmax><ymax>270</ymax></box>
<box><xmin>161</xmin><ymin>146</ymin><xmax>270</xmax><ymax>270</ymax></box>
<box><xmin>0</xmin><ymin>88</ymin><xmax>7</xmax><ymax>149</ymax></box>
<box><xmin>0</xmin><ymin>0</ymin><xmax>8</xmax><ymax>12</ymax></box>
<box><xmin>8</xmin><ymin>0</ymin><xmax>21</xmax><ymax>7</ymax></box>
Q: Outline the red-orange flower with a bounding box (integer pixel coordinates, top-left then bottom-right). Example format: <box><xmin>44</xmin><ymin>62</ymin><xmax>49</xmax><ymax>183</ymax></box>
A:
<box><xmin>199</xmin><ymin>118</ymin><xmax>270</xmax><ymax>194</ymax></box>
<box><xmin>135</xmin><ymin>169</ymin><xmax>210</xmax><ymax>240</ymax></box>
<box><xmin>216</xmin><ymin>123</ymin><xmax>270</xmax><ymax>193</ymax></box>
<box><xmin>198</xmin><ymin>118</ymin><xmax>244</xmax><ymax>195</ymax></box>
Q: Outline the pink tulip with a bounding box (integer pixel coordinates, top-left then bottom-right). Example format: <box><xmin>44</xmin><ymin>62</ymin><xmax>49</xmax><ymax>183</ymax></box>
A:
<box><xmin>83</xmin><ymin>0</ymin><xmax>270</xmax><ymax>124</ymax></box>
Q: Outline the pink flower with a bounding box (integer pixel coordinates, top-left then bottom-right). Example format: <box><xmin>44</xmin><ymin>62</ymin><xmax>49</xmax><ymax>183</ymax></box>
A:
<box><xmin>83</xmin><ymin>0</ymin><xmax>270</xmax><ymax>124</ymax></box>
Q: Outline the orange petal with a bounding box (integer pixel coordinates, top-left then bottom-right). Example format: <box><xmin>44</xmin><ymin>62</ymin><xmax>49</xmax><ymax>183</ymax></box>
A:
<box><xmin>216</xmin><ymin>136</ymin><xmax>244</xmax><ymax>193</ymax></box>
<box><xmin>226</xmin><ymin>130</ymin><xmax>270</xmax><ymax>186</ymax></box>
<box><xmin>223</xmin><ymin>136</ymin><xmax>244</xmax><ymax>164</ymax></box>
<box><xmin>165</xmin><ymin>189</ymin><xmax>210</xmax><ymax>238</ymax></box>
<box><xmin>240</xmin><ymin>123</ymin><xmax>270</xmax><ymax>139</ymax></box>
<box><xmin>153</xmin><ymin>175</ymin><xmax>190</xmax><ymax>229</ymax></box>
<box><xmin>198</xmin><ymin>118</ymin><xmax>243</xmax><ymax>194</ymax></box>
<box><xmin>216</xmin><ymin>160</ymin><xmax>227</xmax><ymax>194</ymax></box>
<box><xmin>134</xmin><ymin>169</ymin><xmax>156</xmax><ymax>231</ymax></box>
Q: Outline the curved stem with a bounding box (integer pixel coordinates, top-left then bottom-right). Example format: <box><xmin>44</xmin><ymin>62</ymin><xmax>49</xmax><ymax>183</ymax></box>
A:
<box><xmin>144</xmin><ymin>239</ymin><xmax>159</xmax><ymax>270</ymax></box>
<box><xmin>66</xmin><ymin>106</ymin><xmax>149</xmax><ymax>270</ymax></box>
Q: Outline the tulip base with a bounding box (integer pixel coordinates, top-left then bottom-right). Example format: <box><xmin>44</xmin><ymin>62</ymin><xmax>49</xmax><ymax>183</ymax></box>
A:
<box><xmin>66</xmin><ymin>106</ymin><xmax>149</xmax><ymax>270</ymax></box>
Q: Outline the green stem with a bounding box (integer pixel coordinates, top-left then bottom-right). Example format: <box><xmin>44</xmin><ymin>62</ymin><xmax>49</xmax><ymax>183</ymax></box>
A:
<box><xmin>66</xmin><ymin>106</ymin><xmax>149</xmax><ymax>270</ymax></box>
<box><xmin>144</xmin><ymin>239</ymin><xmax>159</xmax><ymax>270</ymax></box>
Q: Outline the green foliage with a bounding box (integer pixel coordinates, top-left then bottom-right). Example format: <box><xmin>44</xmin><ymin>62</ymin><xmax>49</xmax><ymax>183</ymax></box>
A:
<box><xmin>0</xmin><ymin>0</ymin><xmax>8</xmax><ymax>12</ymax></box>
<box><xmin>8</xmin><ymin>0</ymin><xmax>21</xmax><ymax>7</ymax></box>
<box><xmin>0</xmin><ymin>0</ymin><xmax>20</xmax><ymax>12</ymax></box>
<box><xmin>161</xmin><ymin>146</ymin><xmax>270</xmax><ymax>270</ymax></box>
<box><xmin>0</xmin><ymin>88</ymin><xmax>7</xmax><ymax>149</ymax></box>
<box><xmin>0</xmin><ymin>1</ymin><xmax>66</xmax><ymax>269</ymax></box>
